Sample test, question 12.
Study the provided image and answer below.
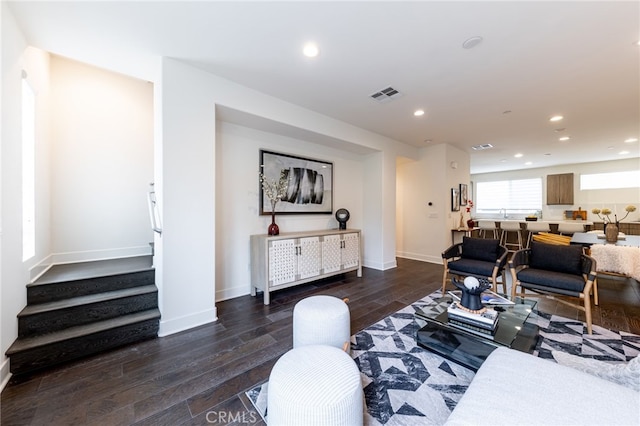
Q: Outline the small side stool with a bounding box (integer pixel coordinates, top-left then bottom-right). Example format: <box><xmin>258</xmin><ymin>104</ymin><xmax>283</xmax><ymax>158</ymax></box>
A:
<box><xmin>267</xmin><ymin>345</ymin><xmax>363</xmax><ymax>426</ymax></box>
<box><xmin>293</xmin><ymin>295</ymin><xmax>350</xmax><ymax>350</ymax></box>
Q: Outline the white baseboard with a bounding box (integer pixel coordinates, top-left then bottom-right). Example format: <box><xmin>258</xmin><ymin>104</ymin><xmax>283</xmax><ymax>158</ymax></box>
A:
<box><xmin>51</xmin><ymin>245</ymin><xmax>153</xmax><ymax>265</ymax></box>
<box><xmin>28</xmin><ymin>246</ymin><xmax>154</xmax><ymax>283</ymax></box>
<box><xmin>363</xmin><ymin>258</ymin><xmax>397</xmax><ymax>270</ymax></box>
<box><xmin>396</xmin><ymin>251</ymin><xmax>443</xmax><ymax>265</ymax></box>
<box><xmin>381</xmin><ymin>259</ymin><xmax>398</xmax><ymax>270</ymax></box>
<box><xmin>216</xmin><ymin>285</ymin><xmax>250</xmax><ymax>302</ymax></box>
<box><xmin>158</xmin><ymin>307</ymin><xmax>218</xmax><ymax>337</ymax></box>
<box><xmin>0</xmin><ymin>358</ymin><xmax>11</xmax><ymax>392</ymax></box>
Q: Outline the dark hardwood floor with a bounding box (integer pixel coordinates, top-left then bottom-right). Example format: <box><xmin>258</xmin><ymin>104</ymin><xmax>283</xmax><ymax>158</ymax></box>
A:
<box><xmin>2</xmin><ymin>258</ymin><xmax>639</xmax><ymax>425</ymax></box>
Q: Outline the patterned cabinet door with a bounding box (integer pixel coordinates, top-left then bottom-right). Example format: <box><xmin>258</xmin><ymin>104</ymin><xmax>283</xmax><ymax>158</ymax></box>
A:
<box><xmin>342</xmin><ymin>233</ymin><xmax>360</xmax><ymax>269</ymax></box>
<box><xmin>322</xmin><ymin>234</ymin><xmax>342</xmax><ymax>274</ymax></box>
<box><xmin>268</xmin><ymin>239</ymin><xmax>296</xmax><ymax>287</ymax></box>
<box><xmin>297</xmin><ymin>237</ymin><xmax>321</xmax><ymax>279</ymax></box>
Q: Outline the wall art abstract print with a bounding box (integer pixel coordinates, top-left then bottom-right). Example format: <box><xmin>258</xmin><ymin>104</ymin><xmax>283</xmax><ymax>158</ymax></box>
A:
<box><xmin>259</xmin><ymin>150</ymin><xmax>333</xmax><ymax>215</ymax></box>
<box><xmin>451</xmin><ymin>187</ymin><xmax>460</xmax><ymax>212</ymax></box>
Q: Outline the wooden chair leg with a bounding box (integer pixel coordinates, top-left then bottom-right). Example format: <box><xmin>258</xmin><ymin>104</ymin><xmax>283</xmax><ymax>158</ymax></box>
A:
<box><xmin>593</xmin><ymin>279</ymin><xmax>599</xmax><ymax>306</ymax></box>
<box><xmin>510</xmin><ymin>271</ymin><xmax>516</xmax><ymax>299</ymax></box>
<box><xmin>442</xmin><ymin>269</ymin><xmax>449</xmax><ymax>295</ymax></box>
<box><xmin>584</xmin><ymin>295</ymin><xmax>593</xmax><ymax>335</ymax></box>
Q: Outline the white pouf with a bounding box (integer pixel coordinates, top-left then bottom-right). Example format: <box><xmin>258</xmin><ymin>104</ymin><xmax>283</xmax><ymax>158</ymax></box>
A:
<box><xmin>267</xmin><ymin>345</ymin><xmax>363</xmax><ymax>426</ymax></box>
<box><xmin>293</xmin><ymin>295</ymin><xmax>350</xmax><ymax>349</ymax></box>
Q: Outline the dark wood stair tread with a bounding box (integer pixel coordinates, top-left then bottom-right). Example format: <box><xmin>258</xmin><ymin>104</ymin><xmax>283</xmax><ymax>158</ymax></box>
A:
<box><xmin>6</xmin><ymin>309</ymin><xmax>161</xmax><ymax>355</ymax></box>
<box><xmin>30</xmin><ymin>256</ymin><xmax>153</xmax><ymax>286</ymax></box>
<box><xmin>18</xmin><ymin>285</ymin><xmax>158</xmax><ymax>317</ymax></box>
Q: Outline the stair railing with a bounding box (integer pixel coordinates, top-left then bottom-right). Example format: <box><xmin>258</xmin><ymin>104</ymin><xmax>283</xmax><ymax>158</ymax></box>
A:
<box><xmin>147</xmin><ymin>183</ymin><xmax>162</xmax><ymax>234</ymax></box>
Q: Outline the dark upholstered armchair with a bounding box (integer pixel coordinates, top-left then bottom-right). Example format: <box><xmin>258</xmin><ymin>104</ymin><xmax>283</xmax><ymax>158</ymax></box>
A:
<box><xmin>442</xmin><ymin>237</ymin><xmax>509</xmax><ymax>295</ymax></box>
<box><xmin>510</xmin><ymin>241</ymin><xmax>598</xmax><ymax>334</ymax></box>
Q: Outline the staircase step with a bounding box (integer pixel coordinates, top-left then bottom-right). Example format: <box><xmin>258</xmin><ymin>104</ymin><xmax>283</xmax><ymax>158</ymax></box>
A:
<box><xmin>7</xmin><ymin>309</ymin><xmax>160</xmax><ymax>375</ymax></box>
<box><xmin>28</xmin><ymin>257</ymin><xmax>154</xmax><ymax>304</ymax></box>
<box><xmin>18</xmin><ymin>285</ymin><xmax>158</xmax><ymax>337</ymax></box>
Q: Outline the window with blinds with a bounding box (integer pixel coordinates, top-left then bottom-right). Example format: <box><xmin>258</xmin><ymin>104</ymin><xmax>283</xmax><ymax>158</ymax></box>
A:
<box><xmin>580</xmin><ymin>171</ymin><xmax>640</xmax><ymax>190</ymax></box>
<box><xmin>476</xmin><ymin>178</ymin><xmax>542</xmax><ymax>214</ymax></box>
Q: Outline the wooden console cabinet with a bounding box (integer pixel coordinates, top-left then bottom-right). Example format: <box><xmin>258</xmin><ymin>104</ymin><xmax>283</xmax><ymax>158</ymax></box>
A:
<box><xmin>250</xmin><ymin>229</ymin><xmax>362</xmax><ymax>305</ymax></box>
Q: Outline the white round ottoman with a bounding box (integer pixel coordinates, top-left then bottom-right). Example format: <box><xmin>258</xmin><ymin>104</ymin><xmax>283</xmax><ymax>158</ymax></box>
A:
<box><xmin>293</xmin><ymin>295</ymin><xmax>350</xmax><ymax>350</ymax></box>
<box><xmin>267</xmin><ymin>345</ymin><xmax>363</xmax><ymax>426</ymax></box>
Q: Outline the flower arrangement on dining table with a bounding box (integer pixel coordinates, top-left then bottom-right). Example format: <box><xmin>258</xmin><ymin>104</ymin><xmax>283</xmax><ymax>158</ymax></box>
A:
<box><xmin>591</xmin><ymin>205</ymin><xmax>637</xmax><ymax>225</ymax></box>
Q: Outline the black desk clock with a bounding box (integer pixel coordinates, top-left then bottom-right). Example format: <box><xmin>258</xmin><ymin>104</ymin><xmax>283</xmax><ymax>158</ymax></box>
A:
<box><xmin>335</xmin><ymin>208</ymin><xmax>350</xmax><ymax>230</ymax></box>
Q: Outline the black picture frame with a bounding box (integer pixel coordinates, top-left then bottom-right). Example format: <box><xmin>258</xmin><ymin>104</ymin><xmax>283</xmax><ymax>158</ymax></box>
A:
<box><xmin>451</xmin><ymin>188</ymin><xmax>460</xmax><ymax>211</ymax></box>
<box><xmin>259</xmin><ymin>150</ymin><xmax>333</xmax><ymax>215</ymax></box>
<box><xmin>459</xmin><ymin>183</ymin><xmax>468</xmax><ymax>206</ymax></box>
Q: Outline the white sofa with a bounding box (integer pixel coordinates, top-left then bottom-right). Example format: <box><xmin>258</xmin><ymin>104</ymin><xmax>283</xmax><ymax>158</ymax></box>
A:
<box><xmin>445</xmin><ymin>347</ymin><xmax>640</xmax><ymax>425</ymax></box>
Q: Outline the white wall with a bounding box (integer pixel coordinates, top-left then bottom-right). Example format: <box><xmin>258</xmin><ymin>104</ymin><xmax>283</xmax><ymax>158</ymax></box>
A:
<box><xmin>155</xmin><ymin>58</ymin><xmax>218</xmax><ymax>335</ymax></box>
<box><xmin>154</xmin><ymin>57</ymin><xmax>418</xmax><ymax>334</ymax></box>
<box><xmin>1</xmin><ymin>6</ymin><xmax>56</xmax><ymax>386</ymax></box>
<box><xmin>471</xmin><ymin>158</ymin><xmax>640</xmax><ymax>222</ymax></box>
<box><xmin>49</xmin><ymin>56</ymin><xmax>154</xmax><ymax>263</ymax></box>
<box><xmin>396</xmin><ymin>143</ymin><xmax>470</xmax><ymax>264</ymax></box>
<box><xmin>215</xmin><ymin>121</ymin><xmax>364</xmax><ymax>301</ymax></box>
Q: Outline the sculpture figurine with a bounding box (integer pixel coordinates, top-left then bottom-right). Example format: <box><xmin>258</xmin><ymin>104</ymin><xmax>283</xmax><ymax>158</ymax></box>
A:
<box><xmin>451</xmin><ymin>276</ymin><xmax>492</xmax><ymax>312</ymax></box>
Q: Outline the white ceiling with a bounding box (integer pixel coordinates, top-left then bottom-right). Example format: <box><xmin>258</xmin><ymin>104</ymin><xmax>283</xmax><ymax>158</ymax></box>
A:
<box><xmin>8</xmin><ymin>1</ymin><xmax>640</xmax><ymax>174</ymax></box>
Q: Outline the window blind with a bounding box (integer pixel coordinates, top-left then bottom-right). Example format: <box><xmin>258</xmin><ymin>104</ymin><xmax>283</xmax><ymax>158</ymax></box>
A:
<box><xmin>476</xmin><ymin>178</ymin><xmax>542</xmax><ymax>213</ymax></box>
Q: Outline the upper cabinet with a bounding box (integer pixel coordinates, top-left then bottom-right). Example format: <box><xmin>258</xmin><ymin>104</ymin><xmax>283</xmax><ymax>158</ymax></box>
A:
<box><xmin>546</xmin><ymin>173</ymin><xmax>574</xmax><ymax>205</ymax></box>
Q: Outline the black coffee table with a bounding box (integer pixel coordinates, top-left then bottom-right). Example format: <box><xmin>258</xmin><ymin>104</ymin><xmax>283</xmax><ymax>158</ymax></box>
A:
<box><xmin>415</xmin><ymin>294</ymin><xmax>539</xmax><ymax>371</ymax></box>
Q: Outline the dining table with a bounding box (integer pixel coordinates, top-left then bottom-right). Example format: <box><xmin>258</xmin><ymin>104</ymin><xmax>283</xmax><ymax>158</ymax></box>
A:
<box><xmin>569</xmin><ymin>232</ymin><xmax>640</xmax><ymax>248</ymax></box>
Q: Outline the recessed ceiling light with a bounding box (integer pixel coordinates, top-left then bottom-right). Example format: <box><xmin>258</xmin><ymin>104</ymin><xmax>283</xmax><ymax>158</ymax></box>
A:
<box><xmin>525</xmin><ymin>161</ymin><xmax>533</xmax><ymax>165</ymax></box>
<box><xmin>514</xmin><ymin>153</ymin><xmax>523</xmax><ymax>158</ymax></box>
<box><xmin>302</xmin><ymin>42</ymin><xmax>319</xmax><ymax>58</ymax></box>
<box><xmin>462</xmin><ymin>36</ymin><xmax>483</xmax><ymax>49</ymax></box>
<box><xmin>500</xmin><ymin>159</ymin><xmax>507</xmax><ymax>163</ymax></box>
<box><xmin>619</xmin><ymin>150</ymin><xmax>630</xmax><ymax>155</ymax></box>
<box><xmin>559</xmin><ymin>136</ymin><xmax>571</xmax><ymax>141</ymax></box>
<box><xmin>624</xmin><ymin>138</ymin><xmax>638</xmax><ymax>143</ymax></box>
<box><xmin>414</xmin><ymin>109</ymin><xmax>425</xmax><ymax>117</ymax></box>
<box><xmin>549</xmin><ymin>115</ymin><xmax>563</xmax><ymax>122</ymax></box>
<box><xmin>424</xmin><ymin>139</ymin><xmax>433</xmax><ymax>143</ymax></box>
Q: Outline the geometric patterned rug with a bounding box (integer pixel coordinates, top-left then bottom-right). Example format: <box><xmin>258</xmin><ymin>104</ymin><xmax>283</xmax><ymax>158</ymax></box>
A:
<box><xmin>246</xmin><ymin>290</ymin><xmax>640</xmax><ymax>425</ymax></box>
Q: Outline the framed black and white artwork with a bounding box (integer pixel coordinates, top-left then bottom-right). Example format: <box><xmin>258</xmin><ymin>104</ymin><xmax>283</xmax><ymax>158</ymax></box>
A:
<box><xmin>451</xmin><ymin>188</ymin><xmax>460</xmax><ymax>211</ymax></box>
<box><xmin>459</xmin><ymin>183</ymin><xmax>468</xmax><ymax>206</ymax></box>
<box><xmin>259</xmin><ymin>150</ymin><xmax>333</xmax><ymax>215</ymax></box>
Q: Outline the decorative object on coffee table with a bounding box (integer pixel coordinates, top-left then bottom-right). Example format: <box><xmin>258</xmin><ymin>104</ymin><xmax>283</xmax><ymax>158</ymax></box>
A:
<box><xmin>451</xmin><ymin>276</ymin><xmax>492</xmax><ymax>311</ymax></box>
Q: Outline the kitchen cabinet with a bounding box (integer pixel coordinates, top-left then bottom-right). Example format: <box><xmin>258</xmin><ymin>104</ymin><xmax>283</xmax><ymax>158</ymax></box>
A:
<box><xmin>547</xmin><ymin>173</ymin><xmax>574</xmax><ymax>205</ymax></box>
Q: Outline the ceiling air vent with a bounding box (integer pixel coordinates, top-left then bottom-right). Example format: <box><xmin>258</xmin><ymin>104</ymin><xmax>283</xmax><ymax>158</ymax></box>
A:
<box><xmin>472</xmin><ymin>143</ymin><xmax>494</xmax><ymax>151</ymax></box>
<box><xmin>369</xmin><ymin>86</ymin><xmax>403</xmax><ymax>103</ymax></box>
